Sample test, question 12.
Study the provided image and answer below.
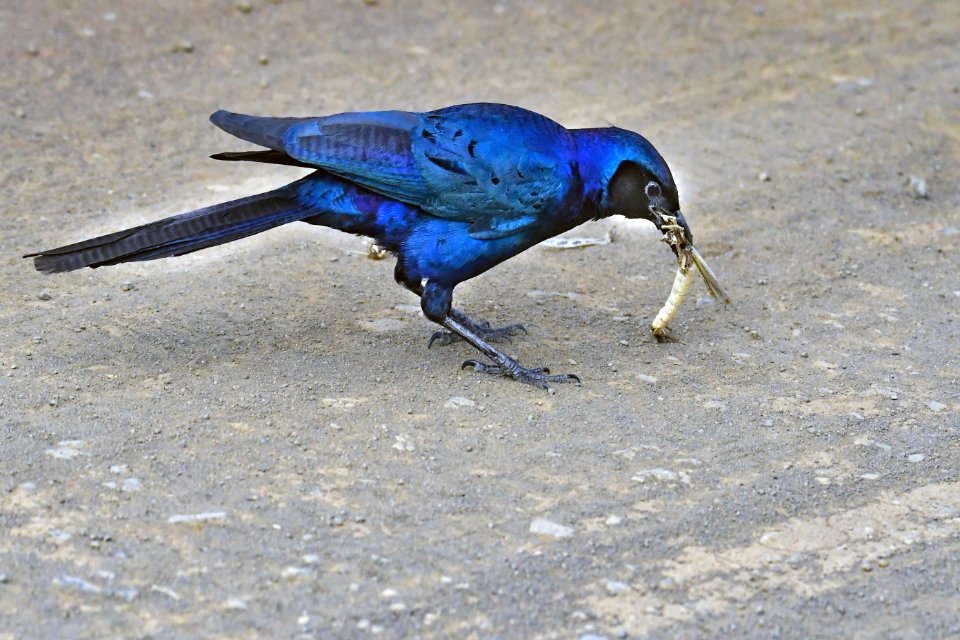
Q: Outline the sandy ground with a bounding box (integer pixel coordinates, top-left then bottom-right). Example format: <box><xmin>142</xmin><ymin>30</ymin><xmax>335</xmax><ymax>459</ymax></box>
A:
<box><xmin>2</xmin><ymin>1</ymin><xmax>959</xmax><ymax>638</ymax></box>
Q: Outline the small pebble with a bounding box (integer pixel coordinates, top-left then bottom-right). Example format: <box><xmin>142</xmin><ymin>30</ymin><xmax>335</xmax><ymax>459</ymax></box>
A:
<box><xmin>257</xmin><ymin>54</ymin><xmax>269</xmax><ymax>65</ymax></box>
<box><xmin>928</xmin><ymin>401</ymin><xmax>946</xmax><ymax>412</ymax></box>
<box><xmin>54</xmin><ymin>574</ymin><xmax>100</xmax><ymax>594</ymax></box>
<box><xmin>657</xmin><ymin>577</ymin><xmax>677</xmax><ymax>591</ymax></box>
<box><xmin>151</xmin><ymin>585</ymin><xmax>180</xmax><ymax>600</ymax></box>
<box><xmin>168</xmin><ymin>511</ymin><xmax>228</xmax><ymax>524</ymax></box>
<box><xmin>604</xmin><ymin>580</ymin><xmax>631</xmax><ymax>595</ymax></box>
<box><xmin>908</xmin><ymin>176</ymin><xmax>928</xmax><ymax>199</ymax></box>
<box><xmin>171</xmin><ymin>40</ymin><xmax>194</xmax><ymax>54</ymax></box>
<box><xmin>110</xmin><ymin>586</ymin><xmax>139</xmax><ymax>602</ymax></box>
<box><xmin>445</xmin><ymin>396</ymin><xmax>475</xmax><ymax>408</ymax></box>
<box><xmin>907</xmin><ymin>453</ymin><xmax>925</xmax><ymax>463</ymax></box>
<box><xmin>37</xmin><ymin>292</ymin><xmax>52</xmax><ymax>301</ymax></box>
<box><xmin>632</xmin><ymin>468</ymin><xmax>690</xmax><ymax>484</ymax></box>
<box><xmin>758</xmin><ymin>172</ymin><xmax>771</xmax><ymax>182</ymax></box>
<box><xmin>530</xmin><ymin>518</ymin><xmax>575</xmax><ymax>539</ymax></box>
<box><xmin>281</xmin><ymin>566</ymin><xmax>311</xmax><ymax>579</ymax></box>
<box><xmin>235</xmin><ymin>0</ymin><xmax>253</xmax><ymax>13</ymax></box>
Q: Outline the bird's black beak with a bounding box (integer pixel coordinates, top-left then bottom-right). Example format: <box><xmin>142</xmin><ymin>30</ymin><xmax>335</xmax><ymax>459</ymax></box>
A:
<box><xmin>650</xmin><ymin>206</ymin><xmax>693</xmax><ymax>248</ymax></box>
<box><xmin>674</xmin><ymin>210</ymin><xmax>693</xmax><ymax>245</ymax></box>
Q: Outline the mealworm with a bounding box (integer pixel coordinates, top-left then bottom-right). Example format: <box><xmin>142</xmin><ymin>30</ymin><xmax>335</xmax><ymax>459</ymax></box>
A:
<box><xmin>651</xmin><ymin>264</ymin><xmax>694</xmax><ymax>341</ymax></box>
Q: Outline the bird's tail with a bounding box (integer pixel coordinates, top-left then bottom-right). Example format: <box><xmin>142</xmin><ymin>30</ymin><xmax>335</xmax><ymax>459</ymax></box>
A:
<box><xmin>26</xmin><ymin>182</ymin><xmax>317</xmax><ymax>274</ymax></box>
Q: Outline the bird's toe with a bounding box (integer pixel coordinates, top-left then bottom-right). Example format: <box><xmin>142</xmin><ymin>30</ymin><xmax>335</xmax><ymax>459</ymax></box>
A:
<box><xmin>460</xmin><ymin>358</ymin><xmax>581</xmax><ymax>391</ymax></box>
<box><xmin>429</xmin><ymin>331</ymin><xmax>462</xmax><ymax>348</ymax></box>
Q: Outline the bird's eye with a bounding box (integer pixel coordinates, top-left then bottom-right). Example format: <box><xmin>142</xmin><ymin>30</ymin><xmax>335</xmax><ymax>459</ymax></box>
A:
<box><xmin>645</xmin><ymin>182</ymin><xmax>662</xmax><ymax>199</ymax></box>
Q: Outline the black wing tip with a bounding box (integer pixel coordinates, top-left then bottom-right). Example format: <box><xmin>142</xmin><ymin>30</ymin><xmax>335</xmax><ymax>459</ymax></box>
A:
<box><xmin>209</xmin><ymin>110</ymin><xmax>293</xmax><ymax>151</ymax></box>
<box><xmin>209</xmin><ymin>109</ymin><xmax>252</xmax><ymax>135</ymax></box>
<box><xmin>209</xmin><ymin>109</ymin><xmax>238</xmax><ymax>126</ymax></box>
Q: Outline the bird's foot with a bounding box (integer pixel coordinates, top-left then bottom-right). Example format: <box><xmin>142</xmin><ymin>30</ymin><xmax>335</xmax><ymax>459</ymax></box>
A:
<box><xmin>462</xmin><ymin>358</ymin><xmax>581</xmax><ymax>391</ymax></box>
<box><xmin>429</xmin><ymin>320</ymin><xmax>527</xmax><ymax>348</ymax></box>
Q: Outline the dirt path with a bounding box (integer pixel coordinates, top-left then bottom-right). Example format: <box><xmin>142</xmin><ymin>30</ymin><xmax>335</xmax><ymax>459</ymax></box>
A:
<box><xmin>2</xmin><ymin>1</ymin><xmax>958</xmax><ymax>638</ymax></box>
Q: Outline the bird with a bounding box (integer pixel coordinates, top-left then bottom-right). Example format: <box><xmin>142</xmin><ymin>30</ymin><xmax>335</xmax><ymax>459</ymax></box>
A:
<box><xmin>26</xmin><ymin>102</ymin><xmax>726</xmax><ymax>389</ymax></box>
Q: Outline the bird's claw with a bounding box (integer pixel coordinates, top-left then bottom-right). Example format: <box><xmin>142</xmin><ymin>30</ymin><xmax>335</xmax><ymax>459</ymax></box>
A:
<box><xmin>429</xmin><ymin>331</ymin><xmax>459</xmax><ymax>348</ymax></box>
<box><xmin>429</xmin><ymin>322</ymin><xmax>527</xmax><ymax>349</ymax></box>
<box><xmin>461</xmin><ymin>359</ymin><xmax>582</xmax><ymax>390</ymax></box>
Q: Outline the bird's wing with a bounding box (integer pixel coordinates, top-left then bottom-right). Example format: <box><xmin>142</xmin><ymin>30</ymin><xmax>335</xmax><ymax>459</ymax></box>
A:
<box><xmin>279</xmin><ymin>104</ymin><xmax>577</xmax><ymax>237</ymax></box>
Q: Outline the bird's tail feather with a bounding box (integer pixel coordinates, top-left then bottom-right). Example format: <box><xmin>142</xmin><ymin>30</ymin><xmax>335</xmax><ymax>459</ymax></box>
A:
<box><xmin>26</xmin><ymin>185</ymin><xmax>313</xmax><ymax>273</ymax></box>
<box><xmin>210</xmin><ymin>149</ymin><xmax>315</xmax><ymax>169</ymax></box>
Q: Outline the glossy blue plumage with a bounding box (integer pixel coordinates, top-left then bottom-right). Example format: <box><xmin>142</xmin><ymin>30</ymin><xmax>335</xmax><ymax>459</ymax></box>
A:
<box><xmin>30</xmin><ymin>103</ymin><xmax>685</xmax><ymax>388</ymax></box>
<box><xmin>208</xmin><ymin>103</ymin><xmax>675</xmax><ymax>286</ymax></box>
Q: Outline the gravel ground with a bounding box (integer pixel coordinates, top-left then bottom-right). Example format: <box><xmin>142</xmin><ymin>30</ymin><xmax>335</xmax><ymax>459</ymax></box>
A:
<box><xmin>2</xmin><ymin>1</ymin><xmax>959</xmax><ymax>638</ymax></box>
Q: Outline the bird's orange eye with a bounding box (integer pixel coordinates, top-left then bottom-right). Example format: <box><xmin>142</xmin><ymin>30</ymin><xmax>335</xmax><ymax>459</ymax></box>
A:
<box><xmin>645</xmin><ymin>182</ymin><xmax>661</xmax><ymax>199</ymax></box>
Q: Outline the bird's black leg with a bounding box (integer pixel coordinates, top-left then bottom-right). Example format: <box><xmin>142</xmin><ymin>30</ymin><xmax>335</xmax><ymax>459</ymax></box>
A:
<box><xmin>394</xmin><ymin>262</ymin><xmax>527</xmax><ymax>348</ymax></box>
<box><xmin>420</xmin><ymin>281</ymin><xmax>580</xmax><ymax>390</ymax></box>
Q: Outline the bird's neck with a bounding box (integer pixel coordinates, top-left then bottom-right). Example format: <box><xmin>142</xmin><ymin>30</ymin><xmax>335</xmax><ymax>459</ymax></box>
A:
<box><xmin>570</xmin><ymin>129</ymin><xmax>618</xmax><ymax>218</ymax></box>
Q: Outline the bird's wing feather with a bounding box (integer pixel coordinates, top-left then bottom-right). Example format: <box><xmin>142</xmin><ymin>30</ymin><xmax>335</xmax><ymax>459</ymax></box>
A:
<box><xmin>282</xmin><ymin>110</ymin><xmax>432</xmax><ymax>204</ymax></box>
<box><xmin>281</xmin><ymin>104</ymin><xmax>576</xmax><ymax>236</ymax></box>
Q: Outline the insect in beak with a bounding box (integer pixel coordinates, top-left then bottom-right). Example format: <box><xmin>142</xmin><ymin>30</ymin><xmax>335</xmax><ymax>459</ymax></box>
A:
<box><xmin>650</xmin><ymin>210</ymin><xmax>730</xmax><ymax>342</ymax></box>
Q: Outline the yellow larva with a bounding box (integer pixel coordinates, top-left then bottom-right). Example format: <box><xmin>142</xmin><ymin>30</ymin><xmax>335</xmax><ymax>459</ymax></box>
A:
<box><xmin>651</xmin><ymin>265</ymin><xmax>694</xmax><ymax>340</ymax></box>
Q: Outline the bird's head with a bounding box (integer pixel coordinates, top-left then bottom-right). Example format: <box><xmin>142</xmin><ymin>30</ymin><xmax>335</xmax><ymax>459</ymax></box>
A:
<box><xmin>592</xmin><ymin>127</ymin><xmax>692</xmax><ymax>247</ymax></box>
<box><xmin>606</xmin><ymin>159</ymin><xmax>692</xmax><ymax>249</ymax></box>
<box><xmin>578</xmin><ymin>126</ymin><xmax>729</xmax><ymax>304</ymax></box>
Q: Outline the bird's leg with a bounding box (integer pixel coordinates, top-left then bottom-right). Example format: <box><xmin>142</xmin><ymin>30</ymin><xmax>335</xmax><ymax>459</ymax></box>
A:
<box><xmin>420</xmin><ymin>281</ymin><xmax>579</xmax><ymax>390</ymax></box>
<box><xmin>396</xmin><ymin>262</ymin><xmax>527</xmax><ymax>348</ymax></box>
<box><xmin>429</xmin><ymin>309</ymin><xmax>527</xmax><ymax>348</ymax></box>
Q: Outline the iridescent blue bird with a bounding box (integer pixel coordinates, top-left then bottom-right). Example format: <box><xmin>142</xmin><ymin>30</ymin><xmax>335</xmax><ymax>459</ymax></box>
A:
<box><xmin>27</xmin><ymin>103</ymin><xmax>727</xmax><ymax>389</ymax></box>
